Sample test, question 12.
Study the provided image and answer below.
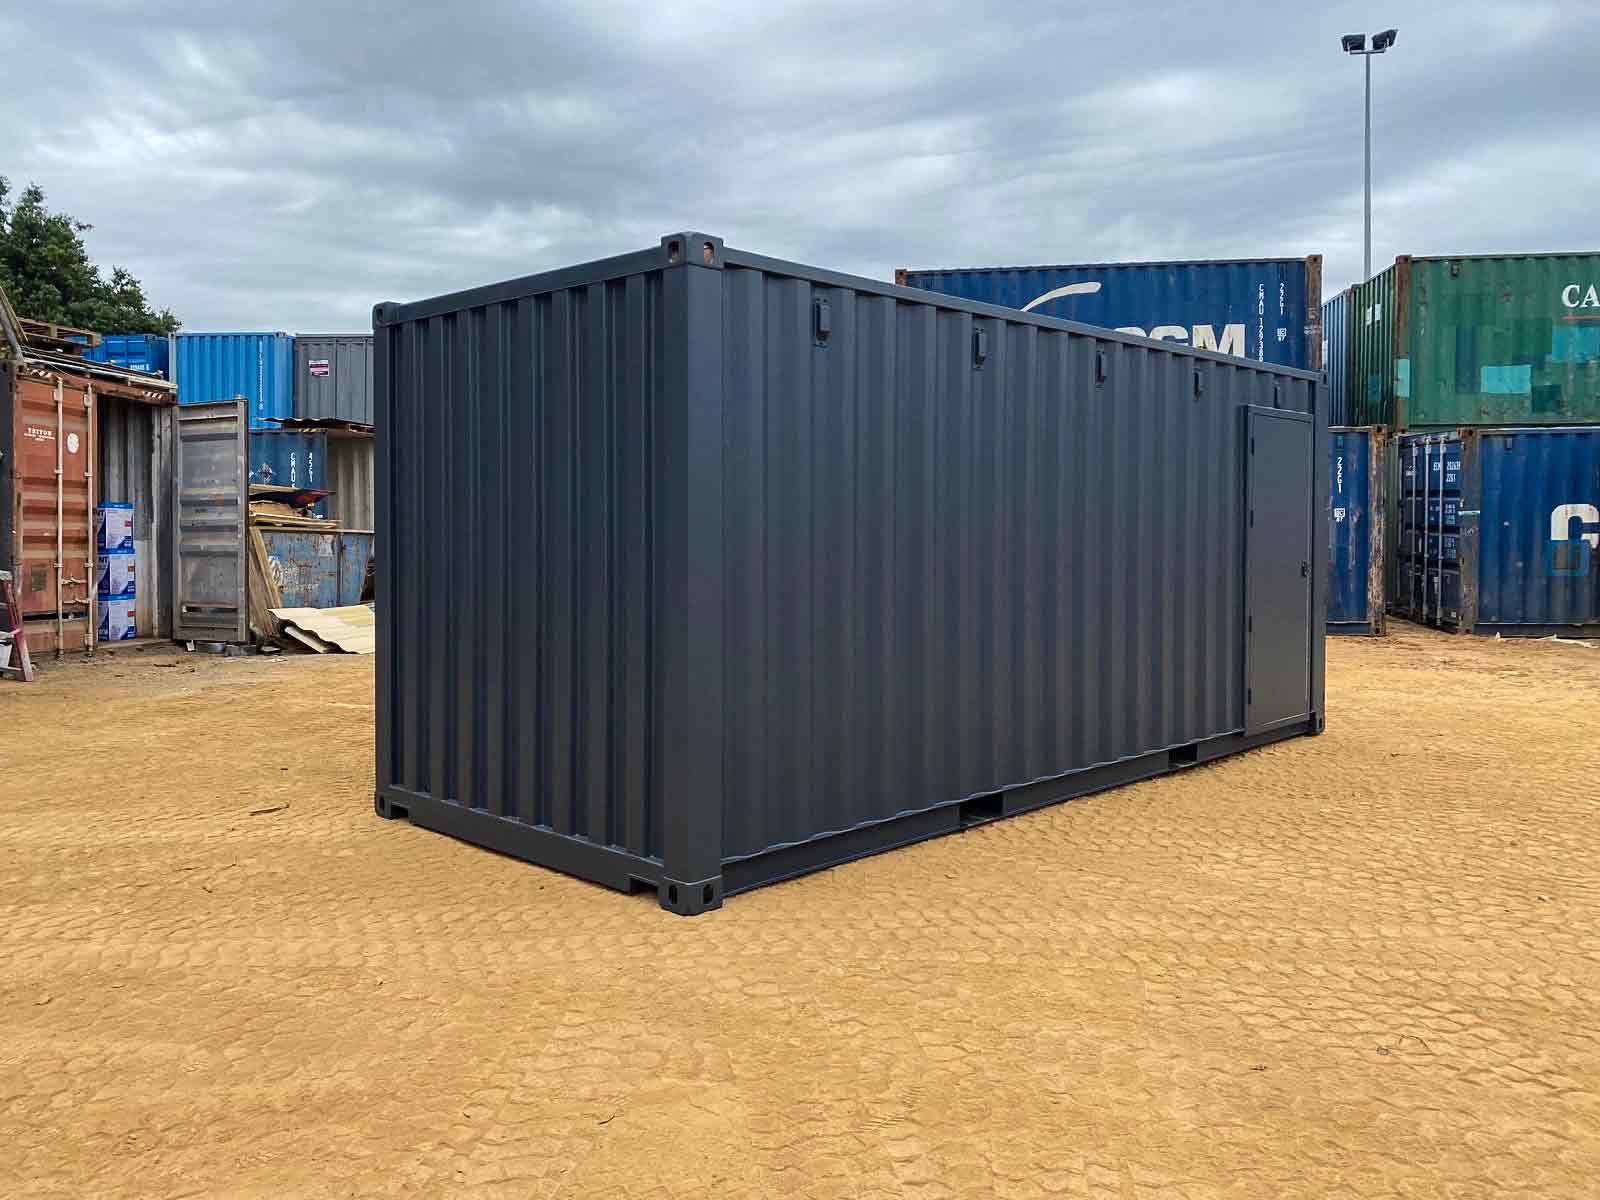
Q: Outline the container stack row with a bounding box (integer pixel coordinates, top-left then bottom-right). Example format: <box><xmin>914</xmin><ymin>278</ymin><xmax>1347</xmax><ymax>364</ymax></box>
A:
<box><xmin>85</xmin><ymin>332</ymin><xmax>376</xmax><ymax>531</ymax></box>
<box><xmin>86</xmin><ymin>332</ymin><xmax>374</xmax><ymax>429</ymax></box>
<box><xmin>1318</xmin><ymin>252</ymin><xmax>1600</xmax><ymax>637</ymax></box>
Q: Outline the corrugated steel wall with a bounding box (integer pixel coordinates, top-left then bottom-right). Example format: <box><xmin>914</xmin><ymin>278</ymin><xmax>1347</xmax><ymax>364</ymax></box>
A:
<box><xmin>1327</xmin><ymin>427</ymin><xmax>1385</xmax><ymax>635</ymax></box>
<box><xmin>1351</xmin><ymin>262</ymin><xmax>1403</xmax><ymax>426</ymax></box>
<box><xmin>82</xmin><ymin>334</ymin><xmax>171</xmax><ymax>378</ymax></box>
<box><xmin>1407</xmin><ymin>255</ymin><xmax>1600</xmax><ymax>427</ymax></box>
<box><xmin>173</xmin><ymin>333</ymin><xmax>294</xmax><ymax>430</ymax></box>
<box><xmin>721</xmin><ymin>265</ymin><xmax>1282</xmax><ymax>858</ymax></box>
<box><xmin>295</xmin><ymin>335</ymin><xmax>374</xmax><ymax>425</ymax></box>
<box><xmin>327</xmin><ymin>437</ymin><xmax>374</xmax><ymax>529</ymax></box>
<box><xmin>377</xmin><ymin>259</ymin><xmax>671</xmax><ymax>864</ymax></box>
<box><xmin>1322</xmin><ymin>288</ymin><xmax>1354</xmax><ymax>427</ymax></box>
<box><xmin>1474</xmin><ymin>428</ymin><xmax>1600</xmax><ymax>628</ymax></box>
<box><xmin>377</xmin><ymin>235</ymin><xmax>1327</xmax><ymax>912</ymax></box>
<box><xmin>897</xmin><ymin>257</ymin><xmax>1321</xmax><ymax>370</ymax></box>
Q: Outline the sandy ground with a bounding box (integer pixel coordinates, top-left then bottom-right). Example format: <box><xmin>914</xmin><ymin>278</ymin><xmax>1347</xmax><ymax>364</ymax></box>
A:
<box><xmin>2</xmin><ymin>625</ymin><xmax>1598</xmax><ymax>1199</ymax></box>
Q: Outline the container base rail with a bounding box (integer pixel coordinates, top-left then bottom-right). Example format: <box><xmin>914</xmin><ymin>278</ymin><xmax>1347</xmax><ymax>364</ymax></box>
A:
<box><xmin>377</xmin><ymin>716</ymin><xmax>1320</xmax><ymax>915</ymax></box>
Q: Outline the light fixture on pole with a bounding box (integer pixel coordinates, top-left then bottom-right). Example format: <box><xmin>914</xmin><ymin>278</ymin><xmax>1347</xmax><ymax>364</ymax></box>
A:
<box><xmin>1342</xmin><ymin>28</ymin><xmax>1398</xmax><ymax>280</ymax></box>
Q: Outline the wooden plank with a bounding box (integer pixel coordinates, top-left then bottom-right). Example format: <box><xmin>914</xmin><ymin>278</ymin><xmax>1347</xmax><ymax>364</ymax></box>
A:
<box><xmin>247</xmin><ymin>526</ymin><xmax>284</xmax><ymax>643</ymax></box>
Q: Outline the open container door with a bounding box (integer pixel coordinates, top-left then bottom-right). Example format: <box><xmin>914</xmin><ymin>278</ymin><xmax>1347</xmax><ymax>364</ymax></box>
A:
<box><xmin>172</xmin><ymin>399</ymin><xmax>247</xmax><ymax>643</ymax></box>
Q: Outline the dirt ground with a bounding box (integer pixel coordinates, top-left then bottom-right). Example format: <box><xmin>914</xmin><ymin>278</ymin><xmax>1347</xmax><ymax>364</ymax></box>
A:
<box><xmin>3</xmin><ymin>625</ymin><xmax>1598</xmax><ymax>1199</ymax></box>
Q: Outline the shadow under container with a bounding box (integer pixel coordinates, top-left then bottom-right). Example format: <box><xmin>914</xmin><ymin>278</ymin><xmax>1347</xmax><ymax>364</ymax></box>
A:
<box><xmin>373</xmin><ymin>232</ymin><xmax>1329</xmax><ymax>914</ymax></box>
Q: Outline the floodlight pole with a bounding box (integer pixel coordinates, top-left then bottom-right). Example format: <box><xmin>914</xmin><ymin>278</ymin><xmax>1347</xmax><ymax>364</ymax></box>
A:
<box><xmin>1363</xmin><ymin>50</ymin><xmax>1372</xmax><ymax>279</ymax></box>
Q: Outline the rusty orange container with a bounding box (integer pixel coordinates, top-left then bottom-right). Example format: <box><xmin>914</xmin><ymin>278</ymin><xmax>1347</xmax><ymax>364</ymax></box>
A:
<box><xmin>3</xmin><ymin>355</ymin><xmax>175</xmax><ymax>653</ymax></box>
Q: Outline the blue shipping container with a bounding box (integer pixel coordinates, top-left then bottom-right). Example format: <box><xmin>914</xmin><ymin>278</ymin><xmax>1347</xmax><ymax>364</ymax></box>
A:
<box><xmin>1396</xmin><ymin>427</ymin><xmax>1600</xmax><ymax>635</ymax></box>
<box><xmin>174</xmin><ymin>332</ymin><xmax>294</xmax><ymax>429</ymax></box>
<box><xmin>1322</xmin><ymin>288</ymin><xmax>1354</xmax><ymax>427</ymax></box>
<box><xmin>250</xmin><ymin>430</ymin><xmax>328</xmax><ymax>516</ymax></box>
<box><xmin>79</xmin><ymin>334</ymin><xmax>171</xmax><ymax>378</ymax></box>
<box><xmin>1328</xmin><ymin>427</ymin><xmax>1387</xmax><ymax>635</ymax></box>
<box><xmin>896</xmin><ymin>256</ymin><xmax>1322</xmax><ymax>370</ymax></box>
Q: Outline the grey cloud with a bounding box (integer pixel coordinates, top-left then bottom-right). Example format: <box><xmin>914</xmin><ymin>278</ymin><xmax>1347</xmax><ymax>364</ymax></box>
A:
<box><xmin>3</xmin><ymin>0</ymin><xmax>1595</xmax><ymax>329</ymax></box>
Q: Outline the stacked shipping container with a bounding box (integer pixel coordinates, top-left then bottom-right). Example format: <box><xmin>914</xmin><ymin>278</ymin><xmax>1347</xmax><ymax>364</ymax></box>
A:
<box><xmin>897</xmin><ymin>257</ymin><xmax>1323</xmax><ymax>371</ymax></box>
<box><xmin>1327</xmin><ymin>251</ymin><xmax>1600</xmax><ymax>635</ymax></box>
<box><xmin>1348</xmin><ymin>253</ymin><xmax>1600</xmax><ymax>429</ymax></box>
<box><xmin>1395</xmin><ymin>427</ymin><xmax>1600</xmax><ymax>635</ymax></box>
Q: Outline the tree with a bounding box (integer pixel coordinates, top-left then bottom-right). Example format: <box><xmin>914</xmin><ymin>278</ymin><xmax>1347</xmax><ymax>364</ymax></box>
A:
<box><xmin>0</xmin><ymin>176</ymin><xmax>179</xmax><ymax>335</ymax></box>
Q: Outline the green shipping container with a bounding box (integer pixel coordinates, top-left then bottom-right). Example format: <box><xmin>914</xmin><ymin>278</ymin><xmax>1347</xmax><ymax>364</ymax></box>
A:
<box><xmin>1349</xmin><ymin>252</ymin><xmax>1600</xmax><ymax>428</ymax></box>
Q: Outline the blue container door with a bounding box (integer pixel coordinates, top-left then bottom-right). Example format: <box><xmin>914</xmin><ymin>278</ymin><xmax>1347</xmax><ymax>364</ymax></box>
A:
<box><xmin>1397</xmin><ymin>434</ymin><xmax>1464</xmax><ymax>627</ymax></box>
<box><xmin>1328</xmin><ymin>429</ymin><xmax>1381</xmax><ymax>633</ymax></box>
<box><xmin>1476</xmin><ymin>429</ymin><xmax>1600</xmax><ymax>633</ymax></box>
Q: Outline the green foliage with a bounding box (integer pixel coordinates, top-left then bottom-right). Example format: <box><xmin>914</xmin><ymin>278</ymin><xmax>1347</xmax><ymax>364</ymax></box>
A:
<box><xmin>0</xmin><ymin>176</ymin><xmax>179</xmax><ymax>335</ymax></box>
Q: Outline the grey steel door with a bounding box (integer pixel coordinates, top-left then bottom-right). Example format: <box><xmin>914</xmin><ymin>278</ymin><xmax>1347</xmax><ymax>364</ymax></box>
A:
<box><xmin>1245</xmin><ymin>407</ymin><xmax>1314</xmax><ymax>732</ymax></box>
<box><xmin>173</xmin><ymin>400</ymin><xmax>248</xmax><ymax>643</ymax></box>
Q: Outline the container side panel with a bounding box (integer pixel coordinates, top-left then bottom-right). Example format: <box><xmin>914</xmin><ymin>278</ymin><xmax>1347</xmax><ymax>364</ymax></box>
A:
<box><xmin>1328</xmin><ymin>428</ymin><xmax>1376</xmax><ymax>630</ymax></box>
<box><xmin>1351</xmin><ymin>265</ymin><xmax>1401</xmax><ymax>426</ymax></box>
<box><xmin>336</xmin><ymin>531</ymin><xmax>373</xmax><ymax>605</ymax></box>
<box><xmin>10</xmin><ymin>373</ymin><xmax>94</xmax><ymax>621</ymax></box>
<box><xmin>1409</xmin><ymin>256</ymin><xmax>1600</xmax><ymax>427</ymax></box>
<box><xmin>900</xmin><ymin>259</ymin><xmax>1314</xmax><ymax>369</ymax></box>
<box><xmin>261</xmin><ymin>529</ymin><xmax>340</xmax><ymax>608</ymax></box>
<box><xmin>81</xmin><ymin>334</ymin><xmax>171</xmax><ymax>378</ymax></box>
<box><xmin>1476</xmin><ymin>428</ymin><xmax>1600</xmax><ymax>629</ymax></box>
<box><xmin>378</xmin><ymin>275</ymin><xmax>668</xmax><ymax>861</ymax></box>
<box><xmin>718</xmin><ymin>263</ymin><xmax>1297</xmax><ymax>861</ymax></box>
<box><xmin>295</xmin><ymin>335</ymin><xmax>375</xmax><ymax>425</ymax></box>
<box><xmin>248</xmin><ymin>430</ymin><xmax>328</xmax><ymax>516</ymax></box>
<box><xmin>326</xmin><ymin>437</ymin><xmax>375</xmax><ymax>529</ymax></box>
<box><xmin>1323</xmin><ymin>289</ymin><xmax>1354</xmax><ymax>427</ymax></box>
<box><xmin>175</xmin><ymin>333</ymin><xmax>294</xmax><ymax>430</ymax></box>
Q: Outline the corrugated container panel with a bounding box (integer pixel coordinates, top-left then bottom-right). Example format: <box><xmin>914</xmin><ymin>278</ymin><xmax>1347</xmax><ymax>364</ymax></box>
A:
<box><xmin>249</xmin><ymin>430</ymin><xmax>328</xmax><ymax>518</ymax></box>
<box><xmin>1350</xmin><ymin>262</ymin><xmax>1403</xmax><ymax>426</ymax></box>
<box><xmin>174</xmin><ymin>332</ymin><xmax>294</xmax><ymax>430</ymax></box>
<box><xmin>897</xmin><ymin>256</ymin><xmax>1322</xmax><ymax>370</ymax></box>
<box><xmin>3</xmin><ymin>360</ymin><xmax>175</xmax><ymax>652</ymax></box>
<box><xmin>80</xmin><ymin>334</ymin><xmax>171</xmax><ymax>378</ymax></box>
<box><xmin>257</xmin><ymin>528</ymin><xmax>373</xmax><ymax>608</ymax></box>
<box><xmin>294</xmin><ymin>334</ymin><xmax>374</xmax><ymax>425</ymax></box>
<box><xmin>1395</xmin><ymin>426</ymin><xmax>1600</xmax><ymax>634</ymax></box>
<box><xmin>338</xmin><ymin>530</ymin><xmax>373</xmax><ymax>604</ymax></box>
<box><xmin>1322</xmin><ymin>288</ymin><xmax>1355</xmax><ymax>427</ymax></box>
<box><xmin>1405</xmin><ymin>254</ymin><xmax>1600</xmax><ymax>427</ymax></box>
<box><xmin>1327</xmin><ymin>427</ymin><xmax>1386</xmax><ymax>635</ymax></box>
<box><xmin>376</xmin><ymin>232</ymin><xmax>1328</xmax><ymax>914</ymax></box>
<box><xmin>326</xmin><ymin>437</ymin><xmax>374</xmax><ymax>529</ymax></box>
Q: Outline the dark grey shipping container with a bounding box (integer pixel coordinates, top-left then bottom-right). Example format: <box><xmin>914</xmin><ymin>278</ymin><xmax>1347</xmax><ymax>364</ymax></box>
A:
<box><xmin>294</xmin><ymin>334</ymin><xmax>373</xmax><ymax>425</ymax></box>
<box><xmin>374</xmin><ymin>232</ymin><xmax>1328</xmax><ymax>914</ymax></box>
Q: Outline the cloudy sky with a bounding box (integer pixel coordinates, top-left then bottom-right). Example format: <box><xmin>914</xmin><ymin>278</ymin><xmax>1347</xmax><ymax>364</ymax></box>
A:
<box><xmin>3</xmin><ymin>1</ymin><xmax>1595</xmax><ymax>330</ymax></box>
